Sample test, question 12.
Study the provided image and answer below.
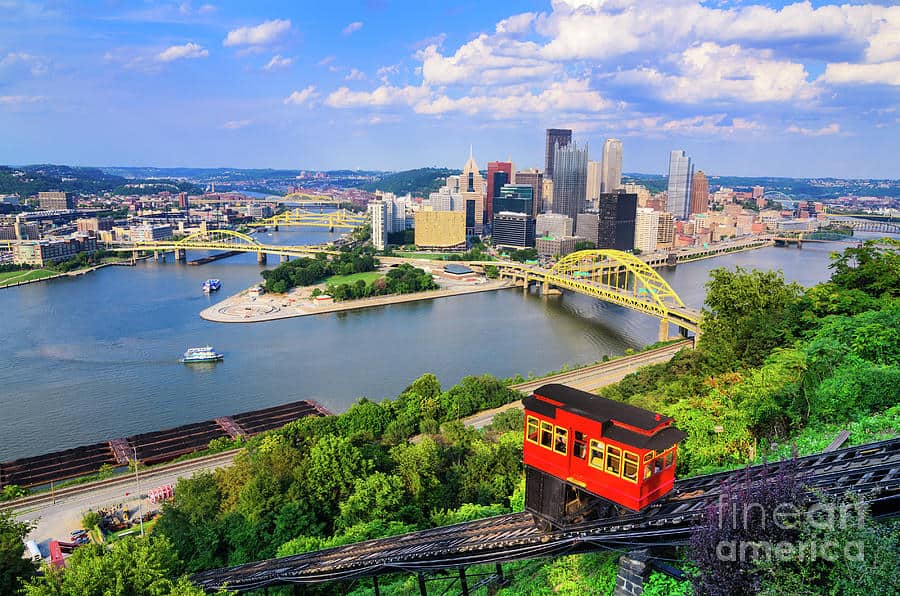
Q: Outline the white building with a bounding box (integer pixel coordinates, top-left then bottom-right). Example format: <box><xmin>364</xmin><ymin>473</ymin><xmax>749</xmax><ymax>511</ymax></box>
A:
<box><xmin>586</xmin><ymin>160</ymin><xmax>602</xmax><ymax>201</ymax></box>
<box><xmin>535</xmin><ymin>213</ymin><xmax>573</xmax><ymax>239</ymax></box>
<box><xmin>634</xmin><ymin>207</ymin><xmax>659</xmax><ymax>254</ymax></box>
<box><xmin>601</xmin><ymin>139</ymin><xmax>623</xmax><ymax>193</ymax></box>
<box><xmin>368</xmin><ymin>200</ymin><xmax>387</xmax><ymax>250</ymax></box>
<box><xmin>131</xmin><ymin>224</ymin><xmax>173</xmax><ymax>242</ymax></box>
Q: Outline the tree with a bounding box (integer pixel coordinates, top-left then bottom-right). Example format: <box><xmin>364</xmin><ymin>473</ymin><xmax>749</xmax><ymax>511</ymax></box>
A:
<box><xmin>484</xmin><ymin>265</ymin><xmax>499</xmax><ymax>279</ymax></box>
<box><xmin>829</xmin><ymin>238</ymin><xmax>900</xmax><ymax>298</ymax></box>
<box><xmin>336</xmin><ymin>472</ymin><xmax>408</xmax><ymax>530</ymax></box>
<box><xmin>0</xmin><ymin>510</ymin><xmax>36</xmax><ymax>595</ymax></box>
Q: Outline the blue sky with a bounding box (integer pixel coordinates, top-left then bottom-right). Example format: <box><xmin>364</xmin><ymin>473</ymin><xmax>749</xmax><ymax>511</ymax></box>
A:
<box><xmin>1</xmin><ymin>1</ymin><xmax>899</xmax><ymax>178</ymax></box>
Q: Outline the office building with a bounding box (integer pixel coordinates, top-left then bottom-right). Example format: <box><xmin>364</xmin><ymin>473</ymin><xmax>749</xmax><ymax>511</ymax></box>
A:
<box><xmin>426</xmin><ymin>186</ymin><xmax>461</xmax><ymax>212</ymax></box>
<box><xmin>515</xmin><ymin>169</ymin><xmax>543</xmax><ymax>217</ymax></box>
<box><xmin>486</xmin><ymin>161</ymin><xmax>514</xmax><ymax>222</ymax></box>
<box><xmin>634</xmin><ymin>208</ymin><xmax>659</xmax><ymax>253</ymax></box>
<box><xmin>536</xmin><ymin>213</ymin><xmax>573</xmax><ymax>239</ymax></box>
<box><xmin>494</xmin><ymin>184</ymin><xmax>533</xmax><ymax>216</ymax></box>
<box><xmin>551</xmin><ymin>141</ymin><xmax>588</xmax><ymax>230</ymax></box>
<box><xmin>0</xmin><ymin>218</ymin><xmax>38</xmax><ymax>240</ymax></box>
<box><xmin>575</xmin><ymin>212</ymin><xmax>600</xmax><ymax>247</ymax></box>
<box><xmin>536</xmin><ymin>236</ymin><xmax>577</xmax><ymax>258</ymax></box>
<box><xmin>624</xmin><ymin>183</ymin><xmax>651</xmax><ymax>207</ymax></box>
<box><xmin>541</xmin><ymin>178</ymin><xmax>554</xmax><ymax>211</ymax></box>
<box><xmin>245</xmin><ymin>204</ymin><xmax>273</xmax><ymax>219</ymax></box>
<box><xmin>492</xmin><ymin>212</ymin><xmax>535</xmax><ymax>249</ymax></box>
<box><xmin>690</xmin><ymin>170</ymin><xmax>709</xmax><ymax>216</ymax></box>
<box><xmin>601</xmin><ymin>139</ymin><xmax>623</xmax><ymax>193</ymax></box>
<box><xmin>12</xmin><ymin>234</ymin><xmax>97</xmax><ymax>266</ymax></box>
<box><xmin>76</xmin><ymin>217</ymin><xmax>114</xmax><ymax>234</ymax></box>
<box><xmin>597</xmin><ymin>192</ymin><xmax>637</xmax><ymax>251</ymax></box>
<box><xmin>178</xmin><ymin>192</ymin><xmax>189</xmax><ymax>210</ymax></box>
<box><xmin>131</xmin><ymin>224</ymin><xmax>173</xmax><ymax>242</ymax></box>
<box><xmin>586</xmin><ymin>160</ymin><xmax>602</xmax><ymax>201</ymax></box>
<box><xmin>414</xmin><ymin>210</ymin><xmax>466</xmax><ymax>250</ymax></box>
<box><xmin>368</xmin><ymin>195</ymin><xmax>406</xmax><ymax>250</ymax></box>
<box><xmin>657</xmin><ymin>212</ymin><xmax>675</xmax><ymax>247</ymax></box>
<box><xmin>667</xmin><ymin>150</ymin><xmax>693</xmax><ymax>220</ymax></box>
<box><xmin>460</xmin><ymin>147</ymin><xmax>486</xmax><ymax>232</ymax></box>
<box><xmin>368</xmin><ymin>200</ymin><xmax>388</xmax><ymax>250</ymax></box>
<box><xmin>38</xmin><ymin>191</ymin><xmax>76</xmax><ymax>210</ymax></box>
<box><xmin>544</xmin><ymin>128</ymin><xmax>572</xmax><ymax>180</ymax></box>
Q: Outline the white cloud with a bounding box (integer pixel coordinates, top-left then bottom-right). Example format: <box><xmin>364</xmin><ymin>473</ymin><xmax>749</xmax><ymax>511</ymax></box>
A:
<box><xmin>156</xmin><ymin>42</ymin><xmax>208</xmax><ymax>62</ymax></box>
<box><xmin>0</xmin><ymin>52</ymin><xmax>48</xmax><ymax>76</ymax></box>
<box><xmin>616</xmin><ymin>42</ymin><xmax>818</xmax><ymax>104</ymax></box>
<box><xmin>345</xmin><ymin>68</ymin><xmax>366</xmax><ymax>81</ymax></box>
<box><xmin>821</xmin><ymin>61</ymin><xmax>900</xmax><ymax>86</ymax></box>
<box><xmin>317</xmin><ymin>55</ymin><xmax>336</xmax><ymax>66</ymax></box>
<box><xmin>418</xmin><ymin>35</ymin><xmax>554</xmax><ymax>86</ymax></box>
<box><xmin>0</xmin><ymin>94</ymin><xmax>47</xmax><ymax>105</ymax></box>
<box><xmin>264</xmin><ymin>55</ymin><xmax>293</xmax><ymax>71</ymax></box>
<box><xmin>786</xmin><ymin>123</ymin><xmax>841</xmax><ymax>136</ymax></box>
<box><xmin>342</xmin><ymin>21</ymin><xmax>363</xmax><ymax>35</ymax></box>
<box><xmin>325</xmin><ymin>84</ymin><xmax>429</xmax><ymax>108</ymax></box>
<box><xmin>224</xmin><ymin>19</ymin><xmax>291</xmax><ymax>47</ymax></box>
<box><xmin>495</xmin><ymin>12</ymin><xmax>535</xmax><ymax>36</ymax></box>
<box><xmin>284</xmin><ymin>85</ymin><xmax>318</xmax><ymax>106</ymax></box>
<box><xmin>221</xmin><ymin>119</ymin><xmax>251</xmax><ymax>130</ymax></box>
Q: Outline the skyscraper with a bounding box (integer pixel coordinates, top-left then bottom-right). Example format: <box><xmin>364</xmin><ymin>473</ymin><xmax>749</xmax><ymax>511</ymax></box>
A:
<box><xmin>544</xmin><ymin>128</ymin><xmax>572</xmax><ymax>180</ymax></box>
<box><xmin>586</xmin><ymin>160</ymin><xmax>602</xmax><ymax>201</ymax></box>
<box><xmin>460</xmin><ymin>146</ymin><xmax>486</xmax><ymax>232</ymax></box>
<box><xmin>601</xmin><ymin>139</ymin><xmax>623</xmax><ymax>193</ymax></box>
<box><xmin>515</xmin><ymin>169</ymin><xmax>543</xmax><ymax>217</ymax></box>
<box><xmin>551</xmin><ymin>141</ymin><xmax>588</xmax><ymax>231</ymax></box>
<box><xmin>690</xmin><ymin>170</ymin><xmax>709</xmax><ymax>216</ymax></box>
<box><xmin>634</xmin><ymin>207</ymin><xmax>659</xmax><ymax>253</ymax></box>
<box><xmin>596</xmin><ymin>192</ymin><xmax>637</xmax><ymax>251</ymax></box>
<box><xmin>667</xmin><ymin>150</ymin><xmax>693</xmax><ymax>220</ymax></box>
<box><xmin>486</xmin><ymin>161</ymin><xmax>513</xmax><ymax>222</ymax></box>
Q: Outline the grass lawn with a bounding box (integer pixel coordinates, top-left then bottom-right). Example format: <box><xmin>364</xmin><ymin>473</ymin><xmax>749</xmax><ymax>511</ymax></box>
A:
<box><xmin>0</xmin><ymin>269</ymin><xmax>58</xmax><ymax>286</ymax></box>
<box><xmin>322</xmin><ymin>271</ymin><xmax>384</xmax><ymax>286</ymax></box>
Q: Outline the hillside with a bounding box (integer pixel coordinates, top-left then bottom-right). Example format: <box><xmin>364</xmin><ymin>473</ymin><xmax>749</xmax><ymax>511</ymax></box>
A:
<box><xmin>0</xmin><ymin>165</ymin><xmax>200</xmax><ymax>197</ymax></box>
<box><xmin>360</xmin><ymin>167</ymin><xmax>459</xmax><ymax>196</ymax></box>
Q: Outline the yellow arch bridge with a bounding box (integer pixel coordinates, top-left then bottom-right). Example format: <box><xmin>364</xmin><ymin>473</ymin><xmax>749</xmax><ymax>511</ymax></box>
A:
<box><xmin>109</xmin><ymin>229</ymin><xmax>339</xmax><ymax>264</ymax></box>
<box><xmin>485</xmin><ymin>250</ymin><xmax>702</xmax><ymax>340</ymax></box>
<box><xmin>249</xmin><ymin>208</ymin><xmax>368</xmax><ymax>231</ymax></box>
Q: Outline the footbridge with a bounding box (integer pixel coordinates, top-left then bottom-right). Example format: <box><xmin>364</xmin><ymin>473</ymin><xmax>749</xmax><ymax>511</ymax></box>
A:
<box><xmin>480</xmin><ymin>250</ymin><xmax>702</xmax><ymax>339</ymax></box>
<box><xmin>108</xmin><ymin>229</ymin><xmax>338</xmax><ymax>264</ymax></box>
<box><xmin>249</xmin><ymin>208</ymin><xmax>367</xmax><ymax>231</ymax></box>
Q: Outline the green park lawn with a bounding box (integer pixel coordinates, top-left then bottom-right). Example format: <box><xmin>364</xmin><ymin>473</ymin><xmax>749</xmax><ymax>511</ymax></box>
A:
<box><xmin>322</xmin><ymin>271</ymin><xmax>384</xmax><ymax>286</ymax></box>
<box><xmin>0</xmin><ymin>268</ymin><xmax>58</xmax><ymax>286</ymax></box>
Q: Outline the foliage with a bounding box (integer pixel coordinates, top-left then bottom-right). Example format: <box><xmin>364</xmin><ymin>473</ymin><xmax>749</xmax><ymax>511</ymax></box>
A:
<box><xmin>643</xmin><ymin>571</ymin><xmax>692</xmax><ymax>596</ymax></box>
<box><xmin>574</xmin><ymin>240</ymin><xmax>596</xmax><ymax>251</ymax></box>
<box><xmin>495</xmin><ymin>552</ymin><xmax>619</xmax><ymax>595</ymax></box>
<box><xmin>0</xmin><ymin>484</ymin><xmax>27</xmax><ymax>501</ymax></box>
<box><xmin>261</xmin><ymin>247</ymin><xmax>378</xmax><ymax>293</ymax></box>
<box><xmin>81</xmin><ymin>510</ymin><xmax>102</xmax><ymax>530</ymax></box>
<box><xmin>484</xmin><ymin>264</ymin><xmax>499</xmax><ymax>278</ymax></box>
<box><xmin>507</xmin><ymin>247</ymin><xmax>539</xmax><ymax>262</ymax></box>
<box><xmin>360</xmin><ymin>167</ymin><xmax>458</xmax><ymax>195</ymax></box>
<box><xmin>829</xmin><ymin>238</ymin><xmax>900</xmax><ymax>298</ymax></box>
<box><xmin>0</xmin><ymin>511</ymin><xmax>36</xmax><ymax>594</ymax></box>
<box><xmin>21</xmin><ymin>534</ymin><xmax>213</xmax><ymax>595</ymax></box>
<box><xmin>325</xmin><ymin>263</ymin><xmax>437</xmax><ymax>301</ymax></box>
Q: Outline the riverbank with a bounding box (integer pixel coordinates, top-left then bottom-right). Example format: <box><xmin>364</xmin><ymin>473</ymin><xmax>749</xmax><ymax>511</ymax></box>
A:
<box><xmin>200</xmin><ymin>277</ymin><xmax>514</xmax><ymax>323</ymax></box>
<box><xmin>0</xmin><ymin>258</ymin><xmax>139</xmax><ymax>289</ymax></box>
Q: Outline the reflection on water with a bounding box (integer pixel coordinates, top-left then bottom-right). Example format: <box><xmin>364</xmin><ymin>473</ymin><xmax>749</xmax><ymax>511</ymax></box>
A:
<box><xmin>0</xmin><ymin>233</ymin><xmax>863</xmax><ymax>459</ymax></box>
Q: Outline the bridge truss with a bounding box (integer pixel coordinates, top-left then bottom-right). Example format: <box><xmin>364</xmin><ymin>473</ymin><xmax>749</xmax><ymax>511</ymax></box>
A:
<box><xmin>249</xmin><ymin>208</ymin><xmax>368</xmax><ymax>230</ymax></box>
<box><xmin>108</xmin><ymin>229</ymin><xmax>337</xmax><ymax>261</ymax></box>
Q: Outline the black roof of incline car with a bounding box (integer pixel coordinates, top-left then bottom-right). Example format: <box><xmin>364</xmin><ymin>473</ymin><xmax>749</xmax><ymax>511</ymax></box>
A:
<box><xmin>525</xmin><ymin>383</ymin><xmax>687</xmax><ymax>452</ymax></box>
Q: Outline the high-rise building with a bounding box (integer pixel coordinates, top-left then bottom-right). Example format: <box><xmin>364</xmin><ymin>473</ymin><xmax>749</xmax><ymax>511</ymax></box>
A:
<box><xmin>486</xmin><ymin>161</ymin><xmax>514</xmax><ymax>222</ymax></box>
<box><xmin>690</xmin><ymin>170</ymin><xmax>709</xmax><ymax>216</ymax></box>
<box><xmin>596</xmin><ymin>192</ymin><xmax>637</xmax><ymax>251</ymax></box>
<box><xmin>414</xmin><ymin>210</ymin><xmax>466</xmax><ymax>250</ymax></box>
<box><xmin>586</xmin><ymin>160</ymin><xmax>602</xmax><ymax>201</ymax></box>
<box><xmin>492</xmin><ymin>212</ymin><xmax>535</xmax><ymax>249</ymax></box>
<box><xmin>38</xmin><ymin>191</ymin><xmax>75</xmax><ymax>210</ymax></box>
<box><xmin>634</xmin><ymin>207</ymin><xmax>659</xmax><ymax>253</ymax></box>
<box><xmin>536</xmin><ymin>236</ymin><xmax>577</xmax><ymax>258</ymax></box>
<box><xmin>551</xmin><ymin>141</ymin><xmax>588</xmax><ymax>231</ymax></box>
<box><xmin>368</xmin><ymin>200</ymin><xmax>388</xmax><ymax>250</ymax></box>
<box><xmin>515</xmin><ymin>169</ymin><xmax>543</xmax><ymax>217</ymax></box>
<box><xmin>667</xmin><ymin>150</ymin><xmax>693</xmax><ymax>220</ymax></box>
<box><xmin>178</xmin><ymin>192</ymin><xmax>189</xmax><ymax>210</ymax></box>
<box><xmin>575</xmin><ymin>212</ymin><xmax>600</xmax><ymax>247</ymax></box>
<box><xmin>369</xmin><ymin>194</ymin><xmax>407</xmax><ymax>249</ymax></box>
<box><xmin>494</xmin><ymin>184</ymin><xmax>534</xmax><ymax>216</ymax></box>
<box><xmin>624</xmin><ymin>183</ymin><xmax>651</xmax><ymax>207</ymax></box>
<box><xmin>541</xmin><ymin>178</ymin><xmax>554</xmax><ymax>211</ymax></box>
<box><xmin>752</xmin><ymin>185</ymin><xmax>765</xmax><ymax>199</ymax></box>
<box><xmin>426</xmin><ymin>186</ymin><xmax>461</xmax><ymax>212</ymax></box>
<box><xmin>544</xmin><ymin>128</ymin><xmax>572</xmax><ymax>180</ymax></box>
<box><xmin>76</xmin><ymin>217</ymin><xmax>114</xmax><ymax>234</ymax></box>
<box><xmin>536</xmin><ymin>213</ymin><xmax>573</xmax><ymax>239</ymax></box>
<box><xmin>657</xmin><ymin>212</ymin><xmax>675</xmax><ymax>247</ymax></box>
<box><xmin>460</xmin><ymin>147</ymin><xmax>486</xmax><ymax>232</ymax></box>
<box><xmin>601</xmin><ymin>139</ymin><xmax>623</xmax><ymax>193</ymax></box>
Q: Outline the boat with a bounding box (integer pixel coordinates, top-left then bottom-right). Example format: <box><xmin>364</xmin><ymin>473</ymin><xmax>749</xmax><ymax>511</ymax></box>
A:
<box><xmin>181</xmin><ymin>346</ymin><xmax>224</xmax><ymax>363</ymax></box>
<box><xmin>202</xmin><ymin>279</ymin><xmax>221</xmax><ymax>293</ymax></box>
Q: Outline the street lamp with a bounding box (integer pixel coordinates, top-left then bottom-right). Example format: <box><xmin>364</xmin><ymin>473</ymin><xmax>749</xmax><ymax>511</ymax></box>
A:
<box><xmin>132</xmin><ymin>445</ymin><xmax>144</xmax><ymax>537</ymax></box>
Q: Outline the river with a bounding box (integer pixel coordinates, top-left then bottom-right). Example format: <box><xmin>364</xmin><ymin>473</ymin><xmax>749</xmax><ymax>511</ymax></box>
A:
<box><xmin>0</xmin><ymin>231</ymin><xmax>864</xmax><ymax>460</ymax></box>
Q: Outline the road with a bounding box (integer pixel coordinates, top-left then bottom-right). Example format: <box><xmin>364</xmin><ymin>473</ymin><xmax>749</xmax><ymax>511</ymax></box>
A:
<box><xmin>5</xmin><ymin>451</ymin><xmax>238</xmax><ymax>548</ymax></box>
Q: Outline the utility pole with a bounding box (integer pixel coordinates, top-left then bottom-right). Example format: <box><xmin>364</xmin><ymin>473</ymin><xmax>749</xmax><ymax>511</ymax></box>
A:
<box><xmin>133</xmin><ymin>446</ymin><xmax>144</xmax><ymax>537</ymax></box>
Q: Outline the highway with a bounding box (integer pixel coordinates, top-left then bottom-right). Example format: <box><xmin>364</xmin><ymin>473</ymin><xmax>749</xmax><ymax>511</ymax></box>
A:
<box><xmin>3</xmin><ymin>450</ymin><xmax>238</xmax><ymax>547</ymax></box>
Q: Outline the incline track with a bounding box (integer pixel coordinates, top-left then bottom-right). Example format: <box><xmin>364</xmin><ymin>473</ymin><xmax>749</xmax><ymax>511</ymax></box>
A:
<box><xmin>193</xmin><ymin>437</ymin><xmax>900</xmax><ymax>592</ymax></box>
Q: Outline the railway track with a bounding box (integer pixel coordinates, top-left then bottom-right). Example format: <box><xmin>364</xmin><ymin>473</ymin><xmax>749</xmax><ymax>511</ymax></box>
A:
<box><xmin>0</xmin><ymin>449</ymin><xmax>240</xmax><ymax>513</ymax></box>
<box><xmin>192</xmin><ymin>437</ymin><xmax>900</xmax><ymax>593</ymax></box>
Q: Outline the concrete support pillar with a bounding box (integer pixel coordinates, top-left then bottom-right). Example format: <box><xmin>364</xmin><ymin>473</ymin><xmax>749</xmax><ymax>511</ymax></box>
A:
<box><xmin>274</xmin><ymin>224</ymin><xmax>279</xmax><ymax>232</ymax></box>
<box><xmin>542</xmin><ymin>280</ymin><xmax>549</xmax><ymax>294</ymax></box>
<box><xmin>614</xmin><ymin>549</ymin><xmax>650</xmax><ymax>596</ymax></box>
<box><xmin>153</xmin><ymin>250</ymin><xmax>159</xmax><ymax>261</ymax></box>
<box><xmin>175</xmin><ymin>248</ymin><xmax>186</xmax><ymax>262</ymax></box>
<box><xmin>131</xmin><ymin>250</ymin><xmax>137</xmax><ymax>264</ymax></box>
<box><xmin>523</xmin><ymin>273</ymin><xmax>529</xmax><ymax>295</ymax></box>
<box><xmin>257</xmin><ymin>251</ymin><xmax>267</xmax><ymax>265</ymax></box>
<box><xmin>658</xmin><ymin>318</ymin><xmax>670</xmax><ymax>342</ymax></box>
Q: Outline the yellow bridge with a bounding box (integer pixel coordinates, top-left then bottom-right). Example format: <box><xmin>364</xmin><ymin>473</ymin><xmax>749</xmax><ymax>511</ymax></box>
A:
<box><xmin>249</xmin><ymin>208</ymin><xmax>368</xmax><ymax>231</ymax></box>
<box><xmin>483</xmin><ymin>250</ymin><xmax>702</xmax><ymax>340</ymax></box>
<box><xmin>108</xmin><ymin>229</ymin><xmax>339</xmax><ymax>264</ymax></box>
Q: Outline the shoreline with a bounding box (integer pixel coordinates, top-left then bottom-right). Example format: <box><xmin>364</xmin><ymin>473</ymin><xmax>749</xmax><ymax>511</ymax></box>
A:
<box><xmin>0</xmin><ymin>258</ymin><xmax>140</xmax><ymax>290</ymax></box>
<box><xmin>200</xmin><ymin>278</ymin><xmax>514</xmax><ymax>323</ymax></box>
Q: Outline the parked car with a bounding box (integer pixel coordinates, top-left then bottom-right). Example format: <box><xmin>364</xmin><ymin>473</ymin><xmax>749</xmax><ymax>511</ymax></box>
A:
<box><xmin>70</xmin><ymin>529</ymin><xmax>87</xmax><ymax>538</ymax></box>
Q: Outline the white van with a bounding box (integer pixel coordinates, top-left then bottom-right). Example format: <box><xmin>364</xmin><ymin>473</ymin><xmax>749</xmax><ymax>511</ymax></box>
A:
<box><xmin>24</xmin><ymin>539</ymin><xmax>42</xmax><ymax>562</ymax></box>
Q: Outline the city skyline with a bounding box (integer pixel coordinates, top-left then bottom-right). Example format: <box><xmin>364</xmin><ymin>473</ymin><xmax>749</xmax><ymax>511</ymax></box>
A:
<box><xmin>1</xmin><ymin>1</ymin><xmax>900</xmax><ymax>177</ymax></box>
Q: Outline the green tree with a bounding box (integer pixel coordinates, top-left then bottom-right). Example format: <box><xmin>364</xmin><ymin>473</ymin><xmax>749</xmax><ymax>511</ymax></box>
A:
<box><xmin>336</xmin><ymin>472</ymin><xmax>408</xmax><ymax>530</ymax></box>
<box><xmin>829</xmin><ymin>238</ymin><xmax>900</xmax><ymax>298</ymax></box>
<box><xmin>0</xmin><ymin>510</ymin><xmax>36</xmax><ymax>595</ymax></box>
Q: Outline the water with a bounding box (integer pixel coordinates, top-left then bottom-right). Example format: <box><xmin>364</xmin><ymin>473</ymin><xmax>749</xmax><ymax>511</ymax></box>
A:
<box><xmin>0</xmin><ymin>235</ymin><xmax>858</xmax><ymax>460</ymax></box>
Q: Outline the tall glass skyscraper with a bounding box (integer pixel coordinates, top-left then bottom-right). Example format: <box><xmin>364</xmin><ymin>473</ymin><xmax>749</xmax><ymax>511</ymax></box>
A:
<box><xmin>667</xmin><ymin>150</ymin><xmax>693</xmax><ymax>220</ymax></box>
<box><xmin>545</xmin><ymin>128</ymin><xmax>572</xmax><ymax>180</ymax></box>
<box><xmin>551</xmin><ymin>141</ymin><xmax>588</xmax><ymax>231</ymax></box>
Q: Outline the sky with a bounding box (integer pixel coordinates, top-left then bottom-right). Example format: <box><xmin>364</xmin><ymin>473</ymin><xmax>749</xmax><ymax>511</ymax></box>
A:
<box><xmin>1</xmin><ymin>1</ymin><xmax>899</xmax><ymax>178</ymax></box>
